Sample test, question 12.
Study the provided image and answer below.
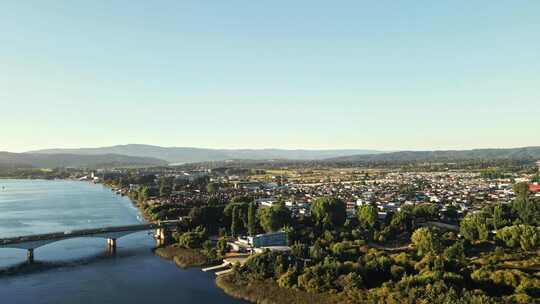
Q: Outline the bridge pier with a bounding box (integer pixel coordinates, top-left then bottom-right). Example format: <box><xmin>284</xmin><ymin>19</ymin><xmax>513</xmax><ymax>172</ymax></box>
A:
<box><xmin>154</xmin><ymin>228</ymin><xmax>171</xmax><ymax>246</ymax></box>
<box><xmin>107</xmin><ymin>238</ymin><xmax>117</xmax><ymax>249</ymax></box>
<box><xmin>0</xmin><ymin>220</ymin><xmax>184</xmax><ymax>257</ymax></box>
<box><xmin>27</xmin><ymin>248</ymin><xmax>34</xmax><ymax>263</ymax></box>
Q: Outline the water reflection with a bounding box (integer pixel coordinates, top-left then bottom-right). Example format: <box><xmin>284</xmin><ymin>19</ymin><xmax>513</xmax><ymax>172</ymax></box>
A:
<box><xmin>0</xmin><ymin>180</ymin><xmax>243</xmax><ymax>304</ymax></box>
<box><xmin>0</xmin><ymin>233</ymin><xmax>154</xmax><ymax>275</ymax></box>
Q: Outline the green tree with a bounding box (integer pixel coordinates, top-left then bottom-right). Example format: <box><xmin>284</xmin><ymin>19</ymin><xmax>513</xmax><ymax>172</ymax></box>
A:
<box><xmin>247</xmin><ymin>202</ymin><xmax>257</xmax><ymax>236</ymax></box>
<box><xmin>460</xmin><ymin>212</ymin><xmax>489</xmax><ymax>242</ymax></box>
<box><xmin>512</xmin><ymin>198</ymin><xmax>539</xmax><ymax>225</ymax></box>
<box><xmin>159</xmin><ymin>177</ymin><xmax>172</xmax><ymax>197</ymax></box>
<box><xmin>443</xmin><ymin>240</ymin><xmax>465</xmax><ymax>264</ymax></box>
<box><xmin>357</xmin><ymin>204</ymin><xmax>378</xmax><ymax>229</ymax></box>
<box><xmin>207</xmin><ymin>197</ymin><xmax>219</xmax><ymax>207</ymax></box>
<box><xmin>206</xmin><ymin>182</ymin><xmax>218</xmax><ymax>193</ymax></box>
<box><xmin>257</xmin><ymin>204</ymin><xmax>291</xmax><ymax>232</ymax></box>
<box><xmin>513</xmin><ymin>182</ymin><xmax>530</xmax><ymax>201</ymax></box>
<box><xmin>497</xmin><ymin>225</ymin><xmax>540</xmax><ymax>251</ymax></box>
<box><xmin>492</xmin><ymin>204</ymin><xmax>508</xmax><ymax>230</ymax></box>
<box><xmin>231</xmin><ymin>206</ymin><xmax>243</xmax><ymax>237</ymax></box>
<box><xmin>175</xmin><ymin>227</ymin><xmax>206</xmax><ymax>249</ymax></box>
<box><xmin>443</xmin><ymin>205</ymin><xmax>459</xmax><ymax>222</ymax></box>
<box><xmin>278</xmin><ymin>266</ymin><xmax>299</xmax><ymax>288</ymax></box>
<box><xmin>411</xmin><ymin>227</ymin><xmax>440</xmax><ymax>256</ymax></box>
<box><xmin>216</xmin><ymin>238</ymin><xmax>229</xmax><ymax>257</ymax></box>
<box><xmin>390</xmin><ymin>207</ymin><xmax>414</xmax><ymax>233</ymax></box>
<box><xmin>310</xmin><ymin>196</ymin><xmax>346</xmax><ymax>229</ymax></box>
<box><xmin>138</xmin><ymin>186</ymin><xmax>150</xmax><ymax>203</ymax></box>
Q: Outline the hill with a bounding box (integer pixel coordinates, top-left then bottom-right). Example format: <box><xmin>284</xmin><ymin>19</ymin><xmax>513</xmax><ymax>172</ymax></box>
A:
<box><xmin>0</xmin><ymin>152</ymin><xmax>167</xmax><ymax>169</ymax></box>
<box><xmin>29</xmin><ymin>144</ymin><xmax>381</xmax><ymax>164</ymax></box>
<box><xmin>327</xmin><ymin>146</ymin><xmax>540</xmax><ymax>163</ymax></box>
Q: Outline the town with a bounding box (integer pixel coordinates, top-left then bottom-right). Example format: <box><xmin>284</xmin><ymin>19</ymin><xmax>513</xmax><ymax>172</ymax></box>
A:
<box><xmin>92</xmin><ymin>162</ymin><xmax>540</xmax><ymax>227</ymax></box>
<box><xmin>58</xmin><ymin>158</ymin><xmax>540</xmax><ymax>303</ymax></box>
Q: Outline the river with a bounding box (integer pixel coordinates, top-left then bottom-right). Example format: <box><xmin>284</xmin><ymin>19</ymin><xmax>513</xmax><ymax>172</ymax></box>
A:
<box><xmin>0</xmin><ymin>179</ymin><xmax>243</xmax><ymax>304</ymax></box>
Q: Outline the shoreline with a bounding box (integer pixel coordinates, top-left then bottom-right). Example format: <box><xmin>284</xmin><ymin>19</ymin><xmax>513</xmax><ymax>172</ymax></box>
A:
<box><xmin>6</xmin><ymin>178</ymin><xmax>312</xmax><ymax>304</ymax></box>
<box><xmin>216</xmin><ymin>273</ymin><xmax>346</xmax><ymax>304</ymax></box>
<box><xmin>92</xmin><ymin>181</ymin><xmax>340</xmax><ymax>304</ymax></box>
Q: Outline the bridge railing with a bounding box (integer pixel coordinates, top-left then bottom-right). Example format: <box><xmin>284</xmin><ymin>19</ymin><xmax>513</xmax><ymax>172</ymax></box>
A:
<box><xmin>0</xmin><ymin>220</ymin><xmax>184</xmax><ymax>246</ymax></box>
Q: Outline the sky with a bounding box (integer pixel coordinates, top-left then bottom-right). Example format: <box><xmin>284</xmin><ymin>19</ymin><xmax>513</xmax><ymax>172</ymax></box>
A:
<box><xmin>1</xmin><ymin>1</ymin><xmax>539</xmax><ymax>152</ymax></box>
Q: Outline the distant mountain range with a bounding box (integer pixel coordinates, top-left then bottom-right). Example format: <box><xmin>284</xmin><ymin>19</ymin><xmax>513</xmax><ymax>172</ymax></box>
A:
<box><xmin>29</xmin><ymin>144</ymin><xmax>382</xmax><ymax>164</ymax></box>
<box><xmin>327</xmin><ymin>146</ymin><xmax>540</xmax><ymax>163</ymax></box>
<box><xmin>0</xmin><ymin>152</ymin><xmax>167</xmax><ymax>169</ymax></box>
<box><xmin>2</xmin><ymin>145</ymin><xmax>539</xmax><ymax>169</ymax></box>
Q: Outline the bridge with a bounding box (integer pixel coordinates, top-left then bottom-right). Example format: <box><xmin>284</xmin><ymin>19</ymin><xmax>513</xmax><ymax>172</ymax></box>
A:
<box><xmin>0</xmin><ymin>220</ymin><xmax>183</xmax><ymax>263</ymax></box>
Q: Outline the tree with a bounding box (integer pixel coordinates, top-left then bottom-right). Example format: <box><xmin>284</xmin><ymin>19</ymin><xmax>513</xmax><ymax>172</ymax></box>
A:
<box><xmin>224</xmin><ymin>202</ymin><xmax>249</xmax><ymax>230</ymax></box>
<box><xmin>460</xmin><ymin>212</ymin><xmax>489</xmax><ymax>242</ymax></box>
<box><xmin>175</xmin><ymin>227</ymin><xmax>206</xmax><ymax>249</ymax></box>
<box><xmin>513</xmin><ymin>182</ymin><xmax>530</xmax><ymax>201</ymax></box>
<box><xmin>216</xmin><ymin>238</ymin><xmax>229</xmax><ymax>257</ymax></box>
<box><xmin>390</xmin><ymin>207</ymin><xmax>414</xmax><ymax>233</ymax></box>
<box><xmin>247</xmin><ymin>202</ymin><xmax>257</xmax><ymax>236</ymax></box>
<box><xmin>257</xmin><ymin>204</ymin><xmax>291</xmax><ymax>233</ymax></box>
<box><xmin>138</xmin><ymin>186</ymin><xmax>150</xmax><ymax>203</ymax></box>
<box><xmin>231</xmin><ymin>196</ymin><xmax>252</xmax><ymax>204</ymax></box>
<box><xmin>357</xmin><ymin>204</ymin><xmax>378</xmax><ymax>229</ymax></box>
<box><xmin>207</xmin><ymin>197</ymin><xmax>219</xmax><ymax>207</ymax></box>
<box><xmin>188</xmin><ymin>205</ymin><xmax>223</xmax><ymax>232</ymax></box>
<box><xmin>443</xmin><ymin>205</ymin><xmax>459</xmax><ymax>222</ymax></box>
<box><xmin>206</xmin><ymin>182</ymin><xmax>218</xmax><ymax>194</ymax></box>
<box><xmin>492</xmin><ymin>204</ymin><xmax>508</xmax><ymax>230</ymax></box>
<box><xmin>512</xmin><ymin>198</ymin><xmax>539</xmax><ymax>225</ymax></box>
<box><xmin>411</xmin><ymin>227</ymin><xmax>440</xmax><ymax>256</ymax></box>
<box><xmin>443</xmin><ymin>240</ymin><xmax>465</xmax><ymax>264</ymax></box>
<box><xmin>310</xmin><ymin>196</ymin><xmax>346</xmax><ymax>229</ymax></box>
<box><xmin>159</xmin><ymin>177</ymin><xmax>172</xmax><ymax>197</ymax></box>
<box><xmin>496</xmin><ymin>225</ymin><xmax>540</xmax><ymax>251</ymax></box>
<box><xmin>278</xmin><ymin>266</ymin><xmax>299</xmax><ymax>288</ymax></box>
<box><xmin>231</xmin><ymin>206</ymin><xmax>243</xmax><ymax>237</ymax></box>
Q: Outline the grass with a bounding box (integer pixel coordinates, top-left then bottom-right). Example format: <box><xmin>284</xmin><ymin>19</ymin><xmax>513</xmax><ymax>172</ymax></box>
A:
<box><xmin>154</xmin><ymin>245</ymin><xmax>210</xmax><ymax>268</ymax></box>
<box><xmin>216</xmin><ymin>273</ymin><xmax>347</xmax><ymax>304</ymax></box>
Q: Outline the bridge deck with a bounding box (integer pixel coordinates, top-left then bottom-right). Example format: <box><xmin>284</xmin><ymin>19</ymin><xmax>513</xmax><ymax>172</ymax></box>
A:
<box><xmin>0</xmin><ymin>220</ymin><xmax>182</xmax><ymax>246</ymax></box>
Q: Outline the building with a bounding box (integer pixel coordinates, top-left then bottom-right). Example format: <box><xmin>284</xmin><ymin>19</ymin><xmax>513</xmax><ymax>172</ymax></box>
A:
<box><xmin>233</xmin><ymin>181</ymin><xmax>263</xmax><ymax>190</ymax></box>
<box><xmin>175</xmin><ymin>170</ymin><xmax>209</xmax><ymax>181</ymax></box>
<box><xmin>529</xmin><ymin>184</ymin><xmax>540</xmax><ymax>193</ymax></box>
<box><xmin>255</xmin><ymin>197</ymin><xmax>278</xmax><ymax>207</ymax></box>
<box><xmin>247</xmin><ymin>231</ymin><xmax>288</xmax><ymax>248</ymax></box>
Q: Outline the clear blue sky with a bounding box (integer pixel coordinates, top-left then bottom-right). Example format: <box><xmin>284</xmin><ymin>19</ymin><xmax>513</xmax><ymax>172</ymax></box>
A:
<box><xmin>1</xmin><ymin>1</ymin><xmax>539</xmax><ymax>152</ymax></box>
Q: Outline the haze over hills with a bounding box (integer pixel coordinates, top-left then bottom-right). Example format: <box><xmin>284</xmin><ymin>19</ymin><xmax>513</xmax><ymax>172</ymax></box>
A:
<box><xmin>326</xmin><ymin>146</ymin><xmax>540</xmax><ymax>163</ymax></box>
<box><xmin>29</xmin><ymin>144</ymin><xmax>383</xmax><ymax>164</ymax></box>
<box><xmin>0</xmin><ymin>152</ymin><xmax>167</xmax><ymax>169</ymax></box>
<box><xmin>5</xmin><ymin>145</ymin><xmax>539</xmax><ymax>169</ymax></box>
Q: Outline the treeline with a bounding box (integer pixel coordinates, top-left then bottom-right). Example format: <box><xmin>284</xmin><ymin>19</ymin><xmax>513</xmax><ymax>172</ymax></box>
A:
<box><xmin>224</xmin><ymin>186</ymin><xmax>540</xmax><ymax>303</ymax></box>
<box><xmin>0</xmin><ymin>167</ymin><xmax>75</xmax><ymax>179</ymax></box>
<box><xmin>101</xmin><ymin>171</ymin><xmax>540</xmax><ymax>303</ymax></box>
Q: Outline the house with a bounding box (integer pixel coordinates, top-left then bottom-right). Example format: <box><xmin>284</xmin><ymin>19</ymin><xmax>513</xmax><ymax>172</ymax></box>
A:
<box><xmin>529</xmin><ymin>183</ymin><xmax>540</xmax><ymax>193</ymax></box>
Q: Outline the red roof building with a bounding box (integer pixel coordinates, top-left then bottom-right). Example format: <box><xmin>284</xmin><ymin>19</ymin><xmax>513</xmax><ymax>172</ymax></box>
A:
<box><xmin>529</xmin><ymin>184</ymin><xmax>540</xmax><ymax>193</ymax></box>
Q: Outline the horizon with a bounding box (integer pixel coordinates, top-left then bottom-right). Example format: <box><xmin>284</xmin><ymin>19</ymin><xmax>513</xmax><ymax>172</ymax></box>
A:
<box><xmin>2</xmin><ymin>2</ymin><xmax>539</xmax><ymax>152</ymax></box>
<box><xmin>3</xmin><ymin>143</ymin><xmax>540</xmax><ymax>154</ymax></box>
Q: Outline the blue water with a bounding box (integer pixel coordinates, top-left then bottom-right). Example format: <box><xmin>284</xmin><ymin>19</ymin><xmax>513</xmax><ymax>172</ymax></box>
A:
<box><xmin>0</xmin><ymin>179</ymin><xmax>243</xmax><ymax>304</ymax></box>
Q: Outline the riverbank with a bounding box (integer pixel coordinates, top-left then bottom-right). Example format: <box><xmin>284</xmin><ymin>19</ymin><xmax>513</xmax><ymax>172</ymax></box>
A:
<box><xmin>154</xmin><ymin>245</ymin><xmax>211</xmax><ymax>268</ymax></box>
<box><xmin>216</xmin><ymin>273</ymin><xmax>346</xmax><ymax>304</ymax></box>
<box><xmin>0</xmin><ymin>179</ymin><xmax>243</xmax><ymax>304</ymax></box>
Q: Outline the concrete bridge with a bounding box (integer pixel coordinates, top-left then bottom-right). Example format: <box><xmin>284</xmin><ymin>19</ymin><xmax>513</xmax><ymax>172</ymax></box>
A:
<box><xmin>0</xmin><ymin>220</ymin><xmax>183</xmax><ymax>263</ymax></box>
